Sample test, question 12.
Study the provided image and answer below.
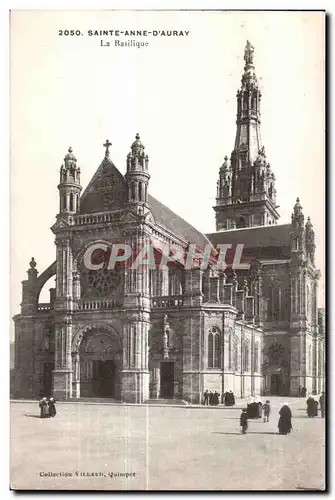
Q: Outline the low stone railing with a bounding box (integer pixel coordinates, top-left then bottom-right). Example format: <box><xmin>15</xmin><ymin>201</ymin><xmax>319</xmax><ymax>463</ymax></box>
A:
<box><xmin>74</xmin><ymin>211</ymin><xmax>118</xmax><ymax>226</ymax></box>
<box><xmin>77</xmin><ymin>299</ymin><xmax>121</xmax><ymax>310</ymax></box>
<box><xmin>37</xmin><ymin>303</ymin><xmax>52</xmax><ymax>312</ymax></box>
<box><xmin>152</xmin><ymin>295</ymin><xmax>183</xmax><ymax>308</ymax></box>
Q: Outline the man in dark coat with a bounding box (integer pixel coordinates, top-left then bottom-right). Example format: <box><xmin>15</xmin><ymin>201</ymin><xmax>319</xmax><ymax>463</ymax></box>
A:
<box><xmin>240</xmin><ymin>409</ymin><xmax>248</xmax><ymax>434</ymax></box>
<box><xmin>278</xmin><ymin>403</ymin><xmax>292</xmax><ymax>434</ymax></box>
<box><xmin>229</xmin><ymin>390</ymin><xmax>235</xmax><ymax>406</ymax></box>
<box><xmin>262</xmin><ymin>400</ymin><xmax>271</xmax><ymax>422</ymax></box>
<box><xmin>203</xmin><ymin>390</ymin><xmax>209</xmax><ymax>405</ymax></box>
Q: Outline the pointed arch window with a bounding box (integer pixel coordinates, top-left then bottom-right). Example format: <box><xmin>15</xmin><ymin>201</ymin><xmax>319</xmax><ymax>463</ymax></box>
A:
<box><xmin>131</xmin><ymin>183</ymin><xmax>136</xmax><ymax>201</ymax></box>
<box><xmin>254</xmin><ymin>342</ymin><xmax>259</xmax><ymax>373</ymax></box>
<box><xmin>243</xmin><ymin>339</ymin><xmax>250</xmax><ymax>372</ymax></box>
<box><xmin>70</xmin><ymin>192</ymin><xmax>74</xmax><ymax>212</ymax></box>
<box><xmin>308</xmin><ymin>344</ymin><xmax>312</xmax><ymax>374</ymax></box>
<box><xmin>62</xmin><ymin>194</ymin><xmax>67</xmax><ymax>211</ymax></box>
<box><xmin>207</xmin><ymin>327</ymin><xmax>220</xmax><ymax>369</ymax></box>
<box><xmin>268</xmin><ymin>285</ymin><xmax>282</xmax><ymax>321</ymax></box>
<box><xmin>233</xmin><ymin>336</ymin><xmax>239</xmax><ymax>372</ymax></box>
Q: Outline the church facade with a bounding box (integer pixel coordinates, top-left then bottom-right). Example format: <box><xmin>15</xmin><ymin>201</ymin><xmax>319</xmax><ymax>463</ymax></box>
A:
<box><xmin>13</xmin><ymin>42</ymin><xmax>325</xmax><ymax>403</ymax></box>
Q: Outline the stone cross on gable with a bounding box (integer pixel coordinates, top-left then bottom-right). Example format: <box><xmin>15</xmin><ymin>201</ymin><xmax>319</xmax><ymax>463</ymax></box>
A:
<box><xmin>103</xmin><ymin>139</ymin><xmax>112</xmax><ymax>158</ymax></box>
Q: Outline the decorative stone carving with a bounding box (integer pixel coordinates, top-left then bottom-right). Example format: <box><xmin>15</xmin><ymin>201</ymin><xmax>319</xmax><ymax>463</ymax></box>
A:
<box><xmin>71</xmin><ymin>323</ymin><xmax>120</xmax><ymax>353</ymax></box>
<box><xmin>163</xmin><ymin>314</ymin><xmax>170</xmax><ymax>359</ymax></box>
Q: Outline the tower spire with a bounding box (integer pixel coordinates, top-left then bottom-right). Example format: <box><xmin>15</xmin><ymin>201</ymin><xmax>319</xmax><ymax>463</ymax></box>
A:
<box><xmin>213</xmin><ymin>42</ymin><xmax>280</xmax><ymax>231</ymax></box>
<box><xmin>234</xmin><ymin>40</ymin><xmax>261</xmax><ymax>162</ymax></box>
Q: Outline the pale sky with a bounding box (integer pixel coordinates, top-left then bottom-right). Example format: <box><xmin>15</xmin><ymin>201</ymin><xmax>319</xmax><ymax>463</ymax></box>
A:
<box><xmin>10</xmin><ymin>10</ymin><xmax>325</xmax><ymax>326</ymax></box>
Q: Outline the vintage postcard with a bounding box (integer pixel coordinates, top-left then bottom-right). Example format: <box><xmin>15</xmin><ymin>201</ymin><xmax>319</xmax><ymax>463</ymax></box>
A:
<box><xmin>10</xmin><ymin>10</ymin><xmax>325</xmax><ymax>491</ymax></box>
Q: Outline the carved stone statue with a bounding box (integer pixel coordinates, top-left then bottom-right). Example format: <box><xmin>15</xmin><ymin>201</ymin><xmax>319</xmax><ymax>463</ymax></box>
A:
<box><xmin>163</xmin><ymin>314</ymin><xmax>170</xmax><ymax>359</ymax></box>
<box><xmin>244</xmin><ymin>40</ymin><xmax>255</xmax><ymax>65</ymax></box>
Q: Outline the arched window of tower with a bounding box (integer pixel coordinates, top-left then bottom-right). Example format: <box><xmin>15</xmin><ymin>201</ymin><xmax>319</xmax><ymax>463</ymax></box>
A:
<box><xmin>62</xmin><ymin>194</ymin><xmax>67</xmax><ymax>212</ymax></box>
<box><xmin>236</xmin><ymin>216</ymin><xmax>247</xmax><ymax>229</ymax></box>
<box><xmin>70</xmin><ymin>192</ymin><xmax>74</xmax><ymax>212</ymax></box>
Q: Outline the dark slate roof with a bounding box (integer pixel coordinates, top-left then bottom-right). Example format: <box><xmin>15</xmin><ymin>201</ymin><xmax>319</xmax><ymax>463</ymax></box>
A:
<box><xmin>148</xmin><ymin>194</ymin><xmax>211</xmax><ymax>249</ymax></box>
<box><xmin>79</xmin><ymin>157</ymin><xmax>211</xmax><ymax>249</ymax></box>
<box><xmin>206</xmin><ymin>224</ymin><xmax>292</xmax><ymax>249</ymax></box>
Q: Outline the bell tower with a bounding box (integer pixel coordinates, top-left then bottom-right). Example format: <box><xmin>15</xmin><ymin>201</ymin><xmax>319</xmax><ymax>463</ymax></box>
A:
<box><xmin>58</xmin><ymin>147</ymin><xmax>82</xmax><ymax>218</ymax></box>
<box><xmin>214</xmin><ymin>41</ymin><xmax>280</xmax><ymax>231</ymax></box>
<box><xmin>125</xmin><ymin>133</ymin><xmax>150</xmax><ymax>205</ymax></box>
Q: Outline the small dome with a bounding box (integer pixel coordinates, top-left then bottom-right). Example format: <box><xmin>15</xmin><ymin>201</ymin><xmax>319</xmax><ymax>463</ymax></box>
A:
<box><xmin>64</xmin><ymin>147</ymin><xmax>77</xmax><ymax>162</ymax></box>
<box><xmin>131</xmin><ymin>133</ymin><xmax>145</xmax><ymax>151</ymax></box>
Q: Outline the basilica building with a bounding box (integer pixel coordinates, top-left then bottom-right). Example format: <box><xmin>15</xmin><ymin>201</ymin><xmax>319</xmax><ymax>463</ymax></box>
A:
<box><xmin>13</xmin><ymin>42</ymin><xmax>325</xmax><ymax>403</ymax></box>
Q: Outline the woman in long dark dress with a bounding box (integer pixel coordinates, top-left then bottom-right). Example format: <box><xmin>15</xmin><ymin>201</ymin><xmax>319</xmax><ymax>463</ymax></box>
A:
<box><xmin>39</xmin><ymin>397</ymin><xmax>49</xmax><ymax>418</ymax></box>
<box><xmin>307</xmin><ymin>396</ymin><xmax>316</xmax><ymax>417</ymax></box>
<box><xmin>48</xmin><ymin>397</ymin><xmax>57</xmax><ymax>417</ymax></box>
<box><xmin>278</xmin><ymin>403</ymin><xmax>292</xmax><ymax>434</ymax></box>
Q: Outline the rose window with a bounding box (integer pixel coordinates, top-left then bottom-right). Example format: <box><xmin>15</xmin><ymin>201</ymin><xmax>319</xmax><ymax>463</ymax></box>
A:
<box><xmin>80</xmin><ymin>267</ymin><xmax>123</xmax><ymax>299</ymax></box>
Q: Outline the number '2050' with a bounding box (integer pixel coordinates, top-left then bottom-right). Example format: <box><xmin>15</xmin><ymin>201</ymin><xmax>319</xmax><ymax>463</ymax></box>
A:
<box><xmin>59</xmin><ymin>30</ymin><xmax>82</xmax><ymax>36</ymax></box>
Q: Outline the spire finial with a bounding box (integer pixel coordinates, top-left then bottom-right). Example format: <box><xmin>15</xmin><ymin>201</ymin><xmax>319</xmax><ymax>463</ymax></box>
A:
<box><xmin>103</xmin><ymin>139</ymin><xmax>112</xmax><ymax>158</ymax></box>
<box><xmin>29</xmin><ymin>257</ymin><xmax>36</xmax><ymax>269</ymax></box>
<box><xmin>135</xmin><ymin>133</ymin><xmax>140</xmax><ymax>140</ymax></box>
<box><xmin>244</xmin><ymin>40</ymin><xmax>255</xmax><ymax>66</ymax></box>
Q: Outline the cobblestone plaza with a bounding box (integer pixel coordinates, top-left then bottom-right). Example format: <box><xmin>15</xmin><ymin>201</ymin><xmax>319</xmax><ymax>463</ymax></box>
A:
<box><xmin>10</xmin><ymin>397</ymin><xmax>325</xmax><ymax>491</ymax></box>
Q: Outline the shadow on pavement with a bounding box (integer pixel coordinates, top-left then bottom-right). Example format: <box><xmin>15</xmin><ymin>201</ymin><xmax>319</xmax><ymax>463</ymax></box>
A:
<box><xmin>248</xmin><ymin>431</ymin><xmax>280</xmax><ymax>435</ymax></box>
<box><xmin>24</xmin><ymin>414</ymin><xmax>41</xmax><ymax>419</ymax></box>
<box><xmin>212</xmin><ymin>432</ymin><xmax>244</xmax><ymax>435</ymax></box>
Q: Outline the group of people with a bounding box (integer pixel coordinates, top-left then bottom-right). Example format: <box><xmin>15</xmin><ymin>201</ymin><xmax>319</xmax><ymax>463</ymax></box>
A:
<box><xmin>39</xmin><ymin>397</ymin><xmax>57</xmax><ymax>418</ymax></box>
<box><xmin>222</xmin><ymin>390</ymin><xmax>235</xmax><ymax>406</ymax></box>
<box><xmin>203</xmin><ymin>390</ymin><xmax>220</xmax><ymax>406</ymax></box>
<box><xmin>203</xmin><ymin>389</ymin><xmax>236</xmax><ymax>407</ymax></box>
<box><xmin>240</xmin><ymin>400</ymin><xmax>292</xmax><ymax>435</ymax></box>
<box><xmin>240</xmin><ymin>392</ymin><xmax>326</xmax><ymax>435</ymax></box>
<box><xmin>307</xmin><ymin>393</ymin><xmax>325</xmax><ymax>418</ymax></box>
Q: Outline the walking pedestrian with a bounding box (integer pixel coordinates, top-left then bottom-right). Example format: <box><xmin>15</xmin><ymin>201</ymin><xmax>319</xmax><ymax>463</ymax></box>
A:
<box><xmin>203</xmin><ymin>389</ymin><xmax>209</xmax><ymax>405</ymax></box>
<box><xmin>48</xmin><ymin>397</ymin><xmax>57</xmax><ymax>417</ymax></box>
<box><xmin>262</xmin><ymin>400</ymin><xmax>271</xmax><ymax>422</ymax></box>
<box><xmin>39</xmin><ymin>397</ymin><xmax>49</xmax><ymax>418</ymax></box>
<box><xmin>278</xmin><ymin>402</ymin><xmax>292</xmax><ymax>435</ymax></box>
<box><xmin>240</xmin><ymin>409</ymin><xmax>248</xmax><ymax>434</ymax></box>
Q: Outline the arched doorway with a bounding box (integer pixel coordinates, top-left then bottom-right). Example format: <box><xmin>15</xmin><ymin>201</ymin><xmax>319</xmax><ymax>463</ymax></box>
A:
<box><xmin>75</xmin><ymin>327</ymin><xmax>122</xmax><ymax>399</ymax></box>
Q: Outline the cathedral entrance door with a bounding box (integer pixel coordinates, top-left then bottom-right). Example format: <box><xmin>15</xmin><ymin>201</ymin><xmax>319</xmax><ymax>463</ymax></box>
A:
<box><xmin>99</xmin><ymin>360</ymin><xmax>116</xmax><ymax>397</ymax></box>
<box><xmin>92</xmin><ymin>360</ymin><xmax>117</xmax><ymax>398</ymax></box>
<box><xmin>79</xmin><ymin>328</ymin><xmax>122</xmax><ymax>399</ymax></box>
<box><xmin>270</xmin><ymin>374</ymin><xmax>282</xmax><ymax>395</ymax></box>
<box><xmin>160</xmin><ymin>362</ymin><xmax>174</xmax><ymax>398</ymax></box>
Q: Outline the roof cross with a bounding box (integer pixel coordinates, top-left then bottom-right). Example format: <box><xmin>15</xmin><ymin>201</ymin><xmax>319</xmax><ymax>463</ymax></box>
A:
<box><xmin>103</xmin><ymin>139</ymin><xmax>112</xmax><ymax>157</ymax></box>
